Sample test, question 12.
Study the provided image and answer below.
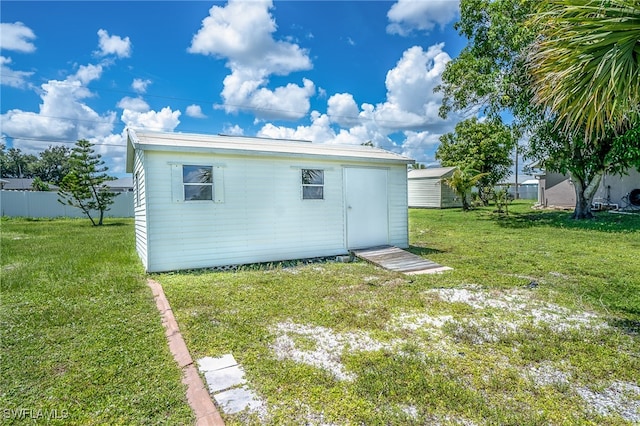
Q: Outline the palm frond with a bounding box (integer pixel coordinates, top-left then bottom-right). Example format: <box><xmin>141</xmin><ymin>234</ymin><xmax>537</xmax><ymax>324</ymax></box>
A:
<box><xmin>527</xmin><ymin>0</ymin><xmax>640</xmax><ymax>140</ymax></box>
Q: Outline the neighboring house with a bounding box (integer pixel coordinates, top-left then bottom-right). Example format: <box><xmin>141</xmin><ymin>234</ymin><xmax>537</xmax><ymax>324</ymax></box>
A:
<box><xmin>536</xmin><ymin>168</ymin><xmax>640</xmax><ymax>210</ymax></box>
<box><xmin>0</xmin><ymin>178</ymin><xmax>59</xmax><ymax>191</ymax></box>
<box><xmin>407</xmin><ymin>167</ymin><xmax>462</xmax><ymax>208</ymax></box>
<box><xmin>107</xmin><ymin>177</ymin><xmax>134</xmax><ymax>192</ymax></box>
<box><xmin>126</xmin><ymin>129</ymin><xmax>415</xmax><ymax>273</ymax></box>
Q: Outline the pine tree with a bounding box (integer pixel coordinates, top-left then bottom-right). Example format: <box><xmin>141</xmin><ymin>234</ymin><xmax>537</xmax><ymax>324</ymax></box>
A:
<box><xmin>58</xmin><ymin>139</ymin><xmax>118</xmax><ymax>226</ymax></box>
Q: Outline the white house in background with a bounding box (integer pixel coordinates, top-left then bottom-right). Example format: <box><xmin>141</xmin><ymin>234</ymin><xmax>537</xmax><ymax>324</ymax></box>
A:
<box><xmin>407</xmin><ymin>167</ymin><xmax>462</xmax><ymax>208</ymax></box>
<box><xmin>125</xmin><ymin>129</ymin><xmax>414</xmax><ymax>273</ymax></box>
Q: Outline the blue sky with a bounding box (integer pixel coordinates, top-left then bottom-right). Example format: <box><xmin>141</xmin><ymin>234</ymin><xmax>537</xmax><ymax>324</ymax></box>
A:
<box><xmin>1</xmin><ymin>0</ymin><xmax>470</xmax><ymax>177</ymax></box>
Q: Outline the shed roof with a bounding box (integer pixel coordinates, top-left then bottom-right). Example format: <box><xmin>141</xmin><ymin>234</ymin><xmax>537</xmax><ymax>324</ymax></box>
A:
<box><xmin>408</xmin><ymin>167</ymin><xmax>457</xmax><ymax>179</ymax></box>
<box><xmin>126</xmin><ymin>129</ymin><xmax>414</xmax><ymax>172</ymax></box>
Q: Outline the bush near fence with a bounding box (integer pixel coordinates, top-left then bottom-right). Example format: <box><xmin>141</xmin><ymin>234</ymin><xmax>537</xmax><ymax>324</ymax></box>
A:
<box><xmin>1</xmin><ymin>191</ymin><xmax>134</xmax><ymax>218</ymax></box>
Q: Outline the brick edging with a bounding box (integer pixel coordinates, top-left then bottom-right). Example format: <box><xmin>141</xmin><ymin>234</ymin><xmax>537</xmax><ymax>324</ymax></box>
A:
<box><xmin>147</xmin><ymin>279</ymin><xmax>225</xmax><ymax>426</ymax></box>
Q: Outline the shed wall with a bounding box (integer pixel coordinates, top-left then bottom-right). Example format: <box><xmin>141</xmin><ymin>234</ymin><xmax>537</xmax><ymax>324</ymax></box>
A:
<box><xmin>408</xmin><ymin>178</ymin><xmax>441</xmax><ymax>208</ymax></box>
<box><xmin>141</xmin><ymin>150</ymin><xmax>408</xmax><ymax>272</ymax></box>
<box><xmin>408</xmin><ymin>178</ymin><xmax>462</xmax><ymax>208</ymax></box>
<box><xmin>133</xmin><ymin>149</ymin><xmax>148</xmax><ymax>270</ymax></box>
<box><xmin>387</xmin><ymin>167</ymin><xmax>409</xmax><ymax>248</ymax></box>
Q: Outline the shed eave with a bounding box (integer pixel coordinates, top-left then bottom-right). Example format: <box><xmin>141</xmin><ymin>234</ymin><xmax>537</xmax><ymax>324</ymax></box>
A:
<box><xmin>140</xmin><ymin>143</ymin><xmax>413</xmax><ymax>164</ymax></box>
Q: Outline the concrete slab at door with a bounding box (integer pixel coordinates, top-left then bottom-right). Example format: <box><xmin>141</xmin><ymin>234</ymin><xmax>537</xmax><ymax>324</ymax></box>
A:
<box><xmin>345</xmin><ymin>167</ymin><xmax>389</xmax><ymax>249</ymax></box>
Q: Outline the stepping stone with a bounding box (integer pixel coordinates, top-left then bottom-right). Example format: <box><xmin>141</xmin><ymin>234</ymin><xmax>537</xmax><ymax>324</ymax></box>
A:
<box><xmin>204</xmin><ymin>365</ymin><xmax>247</xmax><ymax>393</ymax></box>
<box><xmin>198</xmin><ymin>354</ymin><xmax>237</xmax><ymax>373</ymax></box>
<box><xmin>214</xmin><ymin>386</ymin><xmax>263</xmax><ymax>415</ymax></box>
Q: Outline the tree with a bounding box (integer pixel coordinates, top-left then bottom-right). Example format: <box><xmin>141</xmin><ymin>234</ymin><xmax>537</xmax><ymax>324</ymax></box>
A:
<box><xmin>58</xmin><ymin>139</ymin><xmax>118</xmax><ymax>226</ymax></box>
<box><xmin>1</xmin><ymin>147</ymin><xmax>37</xmax><ymax>178</ymax></box>
<box><xmin>436</xmin><ymin>0</ymin><xmax>538</xmax><ymax>121</ymax></box>
<box><xmin>528</xmin><ymin>120</ymin><xmax>640</xmax><ymax>218</ymax></box>
<box><xmin>436</xmin><ymin>117</ymin><xmax>516</xmax><ymax>204</ymax></box>
<box><xmin>437</xmin><ymin>0</ymin><xmax>640</xmax><ymax>219</ymax></box>
<box><xmin>32</xmin><ymin>145</ymin><xmax>71</xmax><ymax>185</ymax></box>
<box><xmin>443</xmin><ymin>167</ymin><xmax>488</xmax><ymax>210</ymax></box>
<box><xmin>31</xmin><ymin>177</ymin><xmax>50</xmax><ymax>191</ymax></box>
<box><xmin>525</xmin><ymin>0</ymin><xmax>640</xmax><ymax>218</ymax></box>
<box><xmin>527</xmin><ymin>0</ymin><xmax>640</xmax><ymax>142</ymax></box>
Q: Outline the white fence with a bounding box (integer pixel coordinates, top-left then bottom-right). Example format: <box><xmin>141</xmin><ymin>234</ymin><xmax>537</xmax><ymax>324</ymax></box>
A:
<box><xmin>1</xmin><ymin>191</ymin><xmax>134</xmax><ymax>218</ymax></box>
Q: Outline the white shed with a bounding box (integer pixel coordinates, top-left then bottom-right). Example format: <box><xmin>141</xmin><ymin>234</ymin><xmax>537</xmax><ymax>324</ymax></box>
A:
<box><xmin>125</xmin><ymin>129</ymin><xmax>414</xmax><ymax>272</ymax></box>
<box><xmin>407</xmin><ymin>167</ymin><xmax>462</xmax><ymax>208</ymax></box>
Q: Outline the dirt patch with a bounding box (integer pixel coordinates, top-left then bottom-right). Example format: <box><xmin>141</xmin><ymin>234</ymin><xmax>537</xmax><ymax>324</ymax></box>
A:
<box><xmin>269</xmin><ymin>287</ymin><xmax>636</xmax><ymax>423</ymax></box>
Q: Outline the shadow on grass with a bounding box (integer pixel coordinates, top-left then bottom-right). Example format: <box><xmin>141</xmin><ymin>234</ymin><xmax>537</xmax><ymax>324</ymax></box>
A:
<box><xmin>489</xmin><ymin>210</ymin><xmax>640</xmax><ymax>233</ymax></box>
<box><xmin>407</xmin><ymin>245</ymin><xmax>445</xmax><ymax>256</ymax></box>
<box><xmin>607</xmin><ymin>318</ymin><xmax>640</xmax><ymax>337</ymax></box>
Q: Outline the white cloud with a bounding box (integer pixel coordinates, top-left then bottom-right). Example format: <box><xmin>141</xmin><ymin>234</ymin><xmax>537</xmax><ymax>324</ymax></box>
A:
<box><xmin>399</xmin><ymin>130</ymin><xmax>442</xmax><ymax>164</ymax></box>
<box><xmin>96</xmin><ymin>29</ymin><xmax>131</xmax><ymax>58</ymax></box>
<box><xmin>247</xmin><ymin>79</ymin><xmax>315</xmax><ymax>120</ymax></box>
<box><xmin>0</xmin><ymin>23</ymin><xmax>36</xmax><ymax>88</ymax></box>
<box><xmin>222</xmin><ymin>124</ymin><xmax>244</xmax><ymax>135</ymax></box>
<box><xmin>327</xmin><ymin>93</ymin><xmax>361</xmax><ymax>127</ymax></box>
<box><xmin>387</xmin><ymin>0</ymin><xmax>459</xmax><ymax>36</ymax></box>
<box><xmin>0</xmin><ymin>56</ymin><xmax>33</xmax><ymax>88</ymax></box>
<box><xmin>255</xmin><ymin>43</ymin><xmax>462</xmax><ymax>164</ymax></box>
<box><xmin>186</xmin><ymin>104</ymin><xmax>206</xmax><ymax>118</ymax></box>
<box><xmin>258</xmin><ymin>111</ymin><xmax>333</xmax><ymax>142</ymax></box>
<box><xmin>188</xmin><ymin>0</ymin><xmax>310</xmax><ymax>74</ymax></box>
<box><xmin>117</xmin><ymin>96</ymin><xmax>150</xmax><ymax>113</ymax></box>
<box><xmin>0</xmin><ymin>22</ymin><xmax>36</xmax><ymax>52</ymax></box>
<box><xmin>131</xmin><ymin>78</ymin><xmax>151</xmax><ymax>94</ymax></box>
<box><xmin>188</xmin><ymin>0</ymin><xmax>314</xmax><ymax>120</ymax></box>
<box><xmin>121</xmin><ymin>107</ymin><xmax>181</xmax><ymax>132</ymax></box>
<box><xmin>373</xmin><ymin>44</ymin><xmax>453</xmax><ymax>131</ymax></box>
<box><xmin>0</xmin><ymin>67</ymin><xmax>117</xmax><ymax>159</ymax></box>
<box><xmin>73</xmin><ymin>63</ymin><xmax>104</xmax><ymax>85</ymax></box>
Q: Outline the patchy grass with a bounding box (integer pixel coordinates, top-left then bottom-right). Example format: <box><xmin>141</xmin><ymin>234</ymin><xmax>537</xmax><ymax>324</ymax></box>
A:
<box><xmin>0</xmin><ymin>218</ymin><xmax>193</xmax><ymax>425</ymax></box>
<box><xmin>158</xmin><ymin>202</ymin><xmax>640</xmax><ymax>425</ymax></box>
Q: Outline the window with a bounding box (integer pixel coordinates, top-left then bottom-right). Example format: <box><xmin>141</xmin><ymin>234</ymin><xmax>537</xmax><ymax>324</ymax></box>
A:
<box><xmin>183</xmin><ymin>165</ymin><xmax>213</xmax><ymax>201</ymax></box>
<box><xmin>302</xmin><ymin>169</ymin><xmax>324</xmax><ymax>200</ymax></box>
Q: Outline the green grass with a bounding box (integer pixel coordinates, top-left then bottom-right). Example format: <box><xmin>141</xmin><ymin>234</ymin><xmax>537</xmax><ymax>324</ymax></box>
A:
<box><xmin>0</xmin><ymin>218</ymin><xmax>193</xmax><ymax>425</ymax></box>
<box><xmin>2</xmin><ymin>204</ymin><xmax>639</xmax><ymax>425</ymax></box>
<box><xmin>156</xmin><ymin>202</ymin><xmax>640</xmax><ymax>425</ymax></box>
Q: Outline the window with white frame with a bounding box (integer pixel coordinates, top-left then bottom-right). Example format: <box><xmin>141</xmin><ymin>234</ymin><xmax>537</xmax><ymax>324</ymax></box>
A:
<box><xmin>183</xmin><ymin>165</ymin><xmax>213</xmax><ymax>201</ymax></box>
<box><xmin>302</xmin><ymin>169</ymin><xmax>324</xmax><ymax>200</ymax></box>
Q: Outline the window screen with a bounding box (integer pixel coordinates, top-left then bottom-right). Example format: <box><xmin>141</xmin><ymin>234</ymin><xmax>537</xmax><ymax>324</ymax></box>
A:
<box><xmin>183</xmin><ymin>165</ymin><xmax>213</xmax><ymax>201</ymax></box>
<box><xmin>302</xmin><ymin>169</ymin><xmax>324</xmax><ymax>200</ymax></box>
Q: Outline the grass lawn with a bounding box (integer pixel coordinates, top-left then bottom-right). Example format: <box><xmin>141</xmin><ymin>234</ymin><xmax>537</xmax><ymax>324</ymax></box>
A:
<box><xmin>0</xmin><ymin>218</ymin><xmax>193</xmax><ymax>425</ymax></box>
<box><xmin>156</xmin><ymin>202</ymin><xmax>640</xmax><ymax>425</ymax></box>
<box><xmin>2</xmin><ymin>204</ymin><xmax>638</xmax><ymax>425</ymax></box>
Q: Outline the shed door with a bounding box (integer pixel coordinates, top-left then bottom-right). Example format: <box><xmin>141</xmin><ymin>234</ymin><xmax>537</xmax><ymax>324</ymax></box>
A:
<box><xmin>345</xmin><ymin>167</ymin><xmax>389</xmax><ymax>249</ymax></box>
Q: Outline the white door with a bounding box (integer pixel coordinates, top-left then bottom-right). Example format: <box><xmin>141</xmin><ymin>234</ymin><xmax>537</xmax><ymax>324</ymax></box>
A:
<box><xmin>345</xmin><ymin>167</ymin><xmax>389</xmax><ymax>249</ymax></box>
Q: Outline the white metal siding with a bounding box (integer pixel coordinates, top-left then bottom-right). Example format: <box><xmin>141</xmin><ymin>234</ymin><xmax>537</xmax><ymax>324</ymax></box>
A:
<box><xmin>388</xmin><ymin>166</ymin><xmax>409</xmax><ymax>248</ymax></box>
<box><xmin>133</xmin><ymin>150</ymin><xmax>148</xmax><ymax>270</ymax></box>
<box><xmin>440</xmin><ymin>183</ymin><xmax>462</xmax><ymax>208</ymax></box>
<box><xmin>408</xmin><ymin>176</ymin><xmax>462</xmax><ymax>209</ymax></box>
<box><xmin>408</xmin><ymin>178</ymin><xmax>442</xmax><ymax>208</ymax></box>
<box><xmin>144</xmin><ymin>151</ymin><xmax>350</xmax><ymax>272</ymax></box>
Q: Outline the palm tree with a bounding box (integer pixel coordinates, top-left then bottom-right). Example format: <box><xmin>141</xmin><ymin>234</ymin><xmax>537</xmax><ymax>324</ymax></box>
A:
<box><xmin>528</xmin><ymin>0</ymin><xmax>640</xmax><ymax>141</ymax></box>
<box><xmin>443</xmin><ymin>167</ymin><xmax>488</xmax><ymax>211</ymax></box>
